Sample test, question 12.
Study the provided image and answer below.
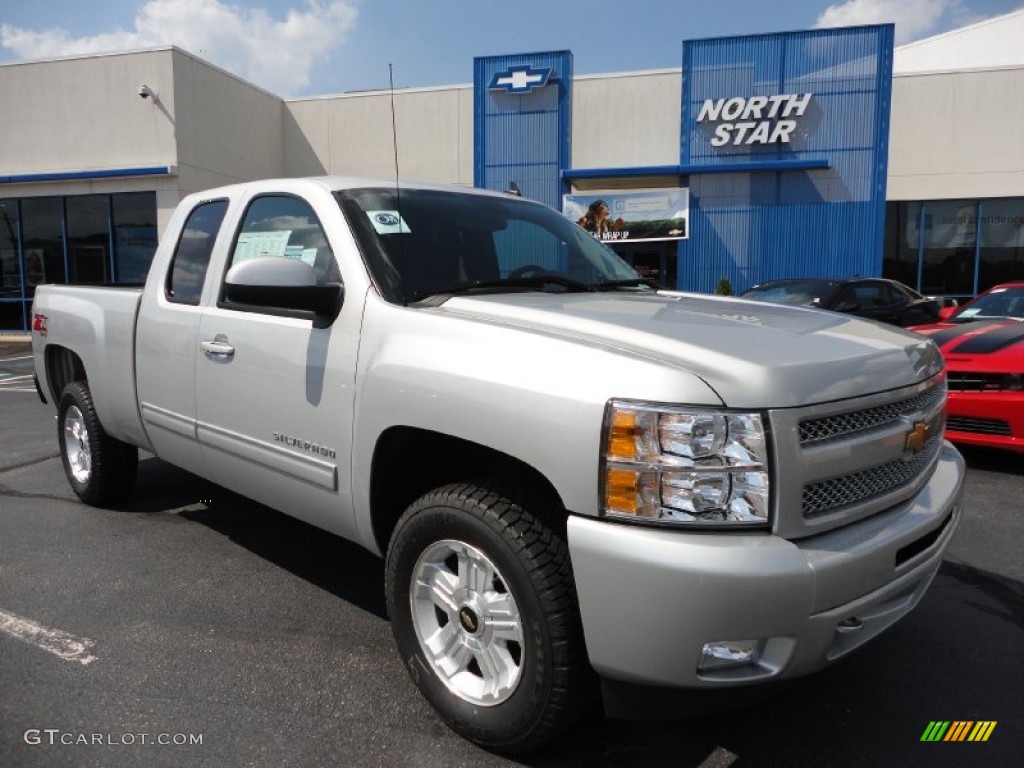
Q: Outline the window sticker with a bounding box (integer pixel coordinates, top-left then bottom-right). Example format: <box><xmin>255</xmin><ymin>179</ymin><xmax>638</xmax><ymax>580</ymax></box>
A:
<box><xmin>234</xmin><ymin>230</ymin><xmax>292</xmax><ymax>262</ymax></box>
<box><xmin>367</xmin><ymin>210</ymin><xmax>411</xmax><ymax>235</ymax></box>
<box><xmin>959</xmin><ymin>308</ymin><xmax>980</xmax><ymax>317</ymax></box>
<box><xmin>284</xmin><ymin>245</ymin><xmax>318</xmax><ymax>267</ymax></box>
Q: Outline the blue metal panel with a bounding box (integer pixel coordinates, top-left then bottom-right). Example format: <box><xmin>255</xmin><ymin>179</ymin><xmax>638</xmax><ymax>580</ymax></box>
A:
<box><xmin>679</xmin><ymin>26</ymin><xmax>894</xmax><ymax>293</ymax></box>
<box><xmin>474</xmin><ymin>52</ymin><xmax>572</xmax><ymax>210</ymax></box>
<box><xmin>0</xmin><ymin>166</ymin><xmax>173</xmax><ymax>184</ymax></box>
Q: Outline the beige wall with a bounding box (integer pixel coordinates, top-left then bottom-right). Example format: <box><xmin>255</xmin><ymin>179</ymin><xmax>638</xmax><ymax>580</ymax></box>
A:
<box><xmin>285</xmin><ymin>85</ymin><xmax>473</xmax><ymax>185</ymax></box>
<box><xmin>171</xmin><ymin>49</ymin><xmax>284</xmax><ymax>197</ymax></box>
<box><xmin>0</xmin><ymin>49</ymin><xmax>178</xmax><ymax>176</ymax></box>
<box><xmin>887</xmin><ymin>66</ymin><xmax>1024</xmax><ymax>200</ymax></box>
<box><xmin>571</xmin><ymin>71</ymin><xmax>681</xmax><ymax>171</ymax></box>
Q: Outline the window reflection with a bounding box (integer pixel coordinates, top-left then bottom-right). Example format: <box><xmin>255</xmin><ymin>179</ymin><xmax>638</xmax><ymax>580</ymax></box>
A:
<box><xmin>0</xmin><ymin>199</ymin><xmax>20</xmax><ymax>301</ymax></box>
<box><xmin>113</xmin><ymin>193</ymin><xmax>158</xmax><ymax>283</ymax></box>
<box><xmin>978</xmin><ymin>199</ymin><xmax>1024</xmax><ymax>290</ymax></box>
<box><xmin>67</xmin><ymin>195</ymin><xmax>111</xmax><ymax>284</ymax></box>
<box><xmin>21</xmin><ymin>197</ymin><xmax>67</xmax><ymax>293</ymax></box>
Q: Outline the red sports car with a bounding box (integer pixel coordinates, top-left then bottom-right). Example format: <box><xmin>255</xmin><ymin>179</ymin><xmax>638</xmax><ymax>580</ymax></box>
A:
<box><xmin>911</xmin><ymin>282</ymin><xmax>1024</xmax><ymax>453</ymax></box>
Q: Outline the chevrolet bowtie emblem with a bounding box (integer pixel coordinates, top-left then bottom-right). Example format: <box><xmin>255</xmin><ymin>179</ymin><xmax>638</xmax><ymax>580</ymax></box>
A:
<box><xmin>905</xmin><ymin>420</ymin><xmax>931</xmax><ymax>453</ymax></box>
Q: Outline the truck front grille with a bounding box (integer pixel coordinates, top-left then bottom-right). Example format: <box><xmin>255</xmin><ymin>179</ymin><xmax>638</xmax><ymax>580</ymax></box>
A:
<box><xmin>799</xmin><ymin>386</ymin><xmax>943</xmax><ymax>445</ymax></box>
<box><xmin>802</xmin><ymin>435</ymin><xmax>943</xmax><ymax>517</ymax></box>
<box><xmin>770</xmin><ymin>374</ymin><xmax>947</xmax><ymax>539</ymax></box>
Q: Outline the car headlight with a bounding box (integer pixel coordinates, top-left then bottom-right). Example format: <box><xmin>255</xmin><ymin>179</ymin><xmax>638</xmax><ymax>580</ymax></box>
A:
<box><xmin>600</xmin><ymin>400</ymin><xmax>771</xmax><ymax>527</ymax></box>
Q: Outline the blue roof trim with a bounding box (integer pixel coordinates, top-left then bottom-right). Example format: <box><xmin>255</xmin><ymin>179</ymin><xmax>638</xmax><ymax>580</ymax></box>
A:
<box><xmin>562</xmin><ymin>165</ymin><xmax>682</xmax><ymax>180</ymax></box>
<box><xmin>562</xmin><ymin>159</ymin><xmax>829</xmax><ymax>180</ymax></box>
<box><xmin>679</xmin><ymin>159</ymin><xmax>830</xmax><ymax>174</ymax></box>
<box><xmin>0</xmin><ymin>166</ymin><xmax>174</xmax><ymax>183</ymax></box>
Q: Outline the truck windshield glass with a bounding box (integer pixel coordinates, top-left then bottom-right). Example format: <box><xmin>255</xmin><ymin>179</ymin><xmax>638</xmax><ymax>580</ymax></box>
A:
<box><xmin>335</xmin><ymin>188</ymin><xmax>644</xmax><ymax>304</ymax></box>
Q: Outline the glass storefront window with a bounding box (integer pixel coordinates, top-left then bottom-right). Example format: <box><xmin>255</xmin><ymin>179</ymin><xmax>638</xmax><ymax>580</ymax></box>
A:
<box><xmin>0</xmin><ymin>192</ymin><xmax>158</xmax><ymax>332</ymax></box>
<box><xmin>0</xmin><ymin>199</ymin><xmax>20</xmax><ymax>301</ymax></box>
<box><xmin>66</xmin><ymin>195</ymin><xmax>112</xmax><ymax>284</ymax></box>
<box><xmin>113</xmin><ymin>192</ymin><xmax>158</xmax><ymax>283</ymax></box>
<box><xmin>20</xmin><ymin>197</ymin><xmax>67</xmax><ymax>295</ymax></box>
<box><xmin>0</xmin><ymin>300</ymin><xmax>27</xmax><ymax>331</ymax></box>
<box><xmin>882</xmin><ymin>201</ymin><xmax>921</xmax><ymax>289</ymax></box>
<box><xmin>978</xmin><ymin>199</ymin><xmax>1024</xmax><ymax>291</ymax></box>
<box><xmin>919</xmin><ymin>200</ymin><xmax>977</xmax><ymax>297</ymax></box>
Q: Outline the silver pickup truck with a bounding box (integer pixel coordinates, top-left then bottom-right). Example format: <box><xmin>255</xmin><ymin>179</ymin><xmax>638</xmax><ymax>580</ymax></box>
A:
<box><xmin>31</xmin><ymin>177</ymin><xmax>965</xmax><ymax>752</ymax></box>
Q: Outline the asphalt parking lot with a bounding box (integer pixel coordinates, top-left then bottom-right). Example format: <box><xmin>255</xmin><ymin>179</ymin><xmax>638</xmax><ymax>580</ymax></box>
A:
<box><xmin>1</xmin><ymin>339</ymin><xmax>1022</xmax><ymax>768</ymax></box>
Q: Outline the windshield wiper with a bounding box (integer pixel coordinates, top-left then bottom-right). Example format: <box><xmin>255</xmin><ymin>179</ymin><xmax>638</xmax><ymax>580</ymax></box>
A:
<box><xmin>411</xmin><ymin>275</ymin><xmax>596</xmax><ymax>302</ymax></box>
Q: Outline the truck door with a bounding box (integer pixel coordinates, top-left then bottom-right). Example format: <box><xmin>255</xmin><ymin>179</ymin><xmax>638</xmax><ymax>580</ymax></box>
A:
<box><xmin>136</xmin><ymin>199</ymin><xmax>229</xmax><ymax>478</ymax></box>
<box><xmin>194</xmin><ymin>192</ymin><xmax>361</xmax><ymax>541</ymax></box>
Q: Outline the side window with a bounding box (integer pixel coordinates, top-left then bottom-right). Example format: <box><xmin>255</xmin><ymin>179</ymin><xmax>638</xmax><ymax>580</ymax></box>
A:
<box><xmin>877</xmin><ymin>282</ymin><xmax>904</xmax><ymax>305</ymax></box>
<box><xmin>166</xmin><ymin>200</ymin><xmax>228</xmax><ymax>305</ymax></box>
<box><xmin>852</xmin><ymin>282</ymin><xmax>885</xmax><ymax>307</ymax></box>
<box><xmin>227</xmin><ymin>195</ymin><xmax>339</xmax><ymax>286</ymax></box>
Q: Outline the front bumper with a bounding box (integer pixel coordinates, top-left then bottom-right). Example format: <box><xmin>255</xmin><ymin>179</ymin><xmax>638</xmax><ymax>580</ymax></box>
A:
<box><xmin>568</xmin><ymin>441</ymin><xmax>965</xmax><ymax>694</ymax></box>
<box><xmin>945</xmin><ymin>391</ymin><xmax>1024</xmax><ymax>453</ymax></box>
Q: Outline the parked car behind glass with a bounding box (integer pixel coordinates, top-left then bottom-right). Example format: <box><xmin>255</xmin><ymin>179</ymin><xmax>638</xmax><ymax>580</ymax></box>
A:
<box><xmin>740</xmin><ymin>277</ymin><xmax>942</xmax><ymax>327</ymax></box>
<box><xmin>911</xmin><ymin>281</ymin><xmax>1024</xmax><ymax>453</ymax></box>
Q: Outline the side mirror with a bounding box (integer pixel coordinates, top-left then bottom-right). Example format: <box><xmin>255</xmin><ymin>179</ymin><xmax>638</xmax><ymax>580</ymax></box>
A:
<box><xmin>938</xmin><ymin>306</ymin><xmax>957</xmax><ymax>321</ymax></box>
<box><xmin>224</xmin><ymin>256</ymin><xmax>344</xmax><ymax>328</ymax></box>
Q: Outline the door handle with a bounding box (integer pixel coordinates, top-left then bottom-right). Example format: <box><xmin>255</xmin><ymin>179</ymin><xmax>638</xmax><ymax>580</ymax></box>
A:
<box><xmin>200</xmin><ymin>335</ymin><xmax>235</xmax><ymax>358</ymax></box>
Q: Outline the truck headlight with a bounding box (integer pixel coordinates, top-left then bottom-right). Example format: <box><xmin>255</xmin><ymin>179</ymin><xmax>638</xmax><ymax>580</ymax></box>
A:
<box><xmin>600</xmin><ymin>401</ymin><xmax>770</xmax><ymax>527</ymax></box>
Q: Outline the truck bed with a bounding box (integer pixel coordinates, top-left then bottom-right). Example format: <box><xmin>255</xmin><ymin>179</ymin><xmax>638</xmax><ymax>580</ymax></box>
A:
<box><xmin>32</xmin><ymin>285</ymin><xmax>150</xmax><ymax>449</ymax></box>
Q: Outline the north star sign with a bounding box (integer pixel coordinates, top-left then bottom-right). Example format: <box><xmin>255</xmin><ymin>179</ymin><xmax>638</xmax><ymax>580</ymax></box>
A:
<box><xmin>488</xmin><ymin>65</ymin><xmax>552</xmax><ymax>94</ymax></box>
<box><xmin>697</xmin><ymin>93</ymin><xmax>814</xmax><ymax>147</ymax></box>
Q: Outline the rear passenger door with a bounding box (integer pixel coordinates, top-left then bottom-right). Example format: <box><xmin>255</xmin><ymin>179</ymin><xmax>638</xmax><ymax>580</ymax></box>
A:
<box><xmin>194</xmin><ymin>191</ymin><xmax>362</xmax><ymax>540</ymax></box>
<box><xmin>136</xmin><ymin>199</ymin><xmax>229</xmax><ymax>478</ymax></box>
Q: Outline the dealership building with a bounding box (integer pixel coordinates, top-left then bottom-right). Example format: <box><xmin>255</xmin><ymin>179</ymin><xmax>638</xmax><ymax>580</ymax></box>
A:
<box><xmin>1</xmin><ymin>11</ymin><xmax>1022</xmax><ymax>331</ymax></box>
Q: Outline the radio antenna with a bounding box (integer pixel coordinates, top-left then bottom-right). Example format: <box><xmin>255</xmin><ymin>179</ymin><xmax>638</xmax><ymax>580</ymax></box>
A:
<box><xmin>389</xmin><ymin>63</ymin><xmax>407</xmax><ymax>303</ymax></box>
<box><xmin>389</xmin><ymin>63</ymin><xmax>401</xmax><ymax>191</ymax></box>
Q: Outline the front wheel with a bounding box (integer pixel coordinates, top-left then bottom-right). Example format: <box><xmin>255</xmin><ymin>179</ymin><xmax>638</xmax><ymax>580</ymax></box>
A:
<box><xmin>385</xmin><ymin>483</ymin><xmax>594</xmax><ymax>753</ymax></box>
<box><xmin>58</xmin><ymin>381</ymin><xmax>138</xmax><ymax>506</ymax></box>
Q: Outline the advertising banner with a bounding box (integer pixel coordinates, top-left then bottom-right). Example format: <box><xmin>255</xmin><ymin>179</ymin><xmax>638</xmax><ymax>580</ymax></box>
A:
<box><xmin>563</xmin><ymin>189</ymin><xmax>689</xmax><ymax>242</ymax></box>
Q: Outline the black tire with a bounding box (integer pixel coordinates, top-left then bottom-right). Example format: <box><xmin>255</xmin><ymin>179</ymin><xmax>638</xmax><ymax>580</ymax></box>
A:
<box><xmin>385</xmin><ymin>482</ymin><xmax>594</xmax><ymax>753</ymax></box>
<box><xmin>57</xmin><ymin>381</ymin><xmax>138</xmax><ymax>507</ymax></box>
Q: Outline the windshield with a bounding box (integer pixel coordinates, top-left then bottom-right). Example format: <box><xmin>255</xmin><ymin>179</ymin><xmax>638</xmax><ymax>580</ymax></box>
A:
<box><xmin>741</xmin><ymin>280</ymin><xmax>834</xmax><ymax>308</ymax></box>
<box><xmin>950</xmin><ymin>286</ymin><xmax>1024</xmax><ymax>322</ymax></box>
<box><xmin>335</xmin><ymin>188</ymin><xmax>644</xmax><ymax>304</ymax></box>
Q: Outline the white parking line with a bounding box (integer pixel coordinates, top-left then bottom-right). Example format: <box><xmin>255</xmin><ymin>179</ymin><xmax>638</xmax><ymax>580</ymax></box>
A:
<box><xmin>0</xmin><ymin>374</ymin><xmax>33</xmax><ymax>381</ymax></box>
<box><xmin>0</xmin><ymin>609</ymin><xmax>98</xmax><ymax>665</ymax></box>
<box><xmin>0</xmin><ymin>354</ymin><xmax>34</xmax><ymax>362</ymax></box>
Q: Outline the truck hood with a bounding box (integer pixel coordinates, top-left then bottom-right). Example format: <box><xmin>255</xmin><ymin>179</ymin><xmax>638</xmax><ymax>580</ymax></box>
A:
<box><xmin>439</xmin><ymin>292</ymin><xmax>943</xmax><ymax>408</ymax></box>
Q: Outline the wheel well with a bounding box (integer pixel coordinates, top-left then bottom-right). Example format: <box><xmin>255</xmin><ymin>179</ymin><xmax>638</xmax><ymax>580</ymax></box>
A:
<box><xmin>370</xmin><ymin>427</ymin><xmax>566</xmax><ymax>553</ymax></box>
<box><xmin>45</xmin><ymin>346</ymin><xmax>87</xmax><ymax>403</ymax></box>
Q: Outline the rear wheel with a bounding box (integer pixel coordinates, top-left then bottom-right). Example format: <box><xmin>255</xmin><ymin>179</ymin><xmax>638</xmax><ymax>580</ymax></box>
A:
<box><xmin>385</xmin><ymin>482</ymin><xmax>594</xmax><ymax>753</ymax></box>
<box><xmin>58</xmin><ymin>381</ymin><xmax>138</xmax><ymax>506</ymax></box>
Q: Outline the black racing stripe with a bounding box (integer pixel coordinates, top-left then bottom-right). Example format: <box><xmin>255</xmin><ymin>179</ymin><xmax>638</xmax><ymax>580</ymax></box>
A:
<box><xmin>928</xmin><ymin>325</ymin><xmax>977</xmax><ymax>349</ymax></box>
<box><xmin>951</xmin><ymin>321</ymin><xmax>1024</xmax><ymax>354</ymax></box>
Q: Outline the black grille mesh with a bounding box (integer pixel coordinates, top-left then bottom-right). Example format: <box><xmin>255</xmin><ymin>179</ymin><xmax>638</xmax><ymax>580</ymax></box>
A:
<box><xmin>802</xmin><ymin>435</ymin><xmax>942</xmax><ymax>517</ymax></box>
<box><xmin>799</xmin><ymin>386</ymin><xmax>944</xmax><ymax>445</ymax></box>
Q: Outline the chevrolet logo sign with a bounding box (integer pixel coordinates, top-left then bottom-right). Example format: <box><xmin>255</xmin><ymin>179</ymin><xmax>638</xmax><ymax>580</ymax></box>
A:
<box><xmin>904</xmin><ymin>420</ymin><xmax>931</xmax><ymax>453</ymax></box>
<box><xmin>488</xmin><ymin>65</ymin><xmax>552</xmax><ymax>94</ymax></box>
